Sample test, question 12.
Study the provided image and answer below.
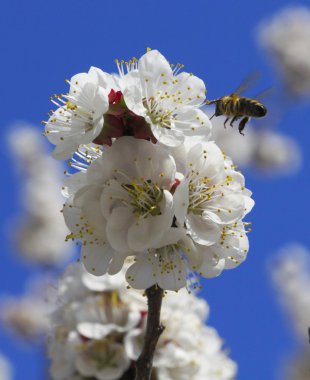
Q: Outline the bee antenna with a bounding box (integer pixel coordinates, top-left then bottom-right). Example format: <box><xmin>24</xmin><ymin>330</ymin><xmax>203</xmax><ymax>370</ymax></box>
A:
<box><xmin>206</xmin><ymin>100</ymin><xmax>215</xmax><ymax>105</ymax></box>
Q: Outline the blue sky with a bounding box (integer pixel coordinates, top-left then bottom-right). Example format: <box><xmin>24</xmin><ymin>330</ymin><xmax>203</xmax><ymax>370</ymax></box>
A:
<box><xmin>1</xmin><ymin>0</ymin><xmax>310</xmax><ymax>379</ymax></box>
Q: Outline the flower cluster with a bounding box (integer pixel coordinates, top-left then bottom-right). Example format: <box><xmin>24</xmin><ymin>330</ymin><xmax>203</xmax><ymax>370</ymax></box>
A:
<box><xmin>9</xmin><ymin>126</ymin><xmax>72</xmax><ymax>266</ymax></box>
<box><xmin>0</xmin><ymin>277</ymin><xmax>51</xmax><ymax>343</ymax></box>
<box><xmin>43</xmin><ymin>49</ymin><xmax>210</xmax><ymax>159</ymax></box>
<box><xmin>48</xmin><ymin>263</ymin><xmax>237</xmax><ymax>380</ymax></box>
<box><xmin>258</xmin><ymin>6</ymin><xmax>310</xmax><ymax>97</ymax></box>
<box><xmin>272</xmin><ymin>245</ymin><xmax>310</xmax><ymax>344</ymax></box>
<box><xmin>271</xmin><ymin>245</ymin><xmax>310</xmax><ymax>380</ymax></box>
<box><xmin>44</xmin><ymin>49</ymin><xmax>254</xmax><ymax>290</ymax></box>
<box><xmin>210</xmin><ymin>113</ymin><xmax>301</xmax><ymax>176</ymax></box>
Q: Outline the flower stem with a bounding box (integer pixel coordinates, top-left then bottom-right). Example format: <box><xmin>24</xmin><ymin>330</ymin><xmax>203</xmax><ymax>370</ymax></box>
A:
<box><xmin>135</xmin><ymin>285</ymin><xmax>165</xmax><ymax>380</ymax></box>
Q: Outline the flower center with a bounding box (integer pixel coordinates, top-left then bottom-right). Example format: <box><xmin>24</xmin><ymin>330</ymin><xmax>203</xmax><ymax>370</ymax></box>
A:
<box><xmin>84</xmin><ymin>340</ymin><xmax>120</xmax><ymax>369</ymax></box>
<box><xmin>143</xmin><ymin>97</ymin><xmax>173</xmax><ymax>129</ymax></box>
<box><xmin>43</xmin><ymin>89</ymin><xmax>96</xmax><ymax>140</ymax></box>
<box><xmin>121</xmin><ymin>179</ymin><xmax>163</xmax><ymax>218</ymax></box>
<box><xmin>115</xmin><ymin>58</ymin><xmax>138</xmax><ymax>76</ymax></box>
<box><xmin>188</xmin><ymin>175</ymin><xmax>233</xmax><ymax>215</ymax></box>
<box><xmin>188</xmin><ymin>176</ymin><xmax>213</xmax><ymax>215</ymax></box>
<box><xmin>150</xmin><ymin>243</ymin><xmax>182</xmax><ymax>270</ymax></box>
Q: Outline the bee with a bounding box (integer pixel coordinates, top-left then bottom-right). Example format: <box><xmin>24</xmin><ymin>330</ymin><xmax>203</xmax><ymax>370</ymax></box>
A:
<box><xmin>206</xmin><ymin>74</ymin><xmax>268</xmax><ymax>135</ymax></box>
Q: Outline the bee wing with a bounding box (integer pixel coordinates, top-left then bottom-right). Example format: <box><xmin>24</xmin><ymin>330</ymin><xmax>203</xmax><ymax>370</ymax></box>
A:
<box><xmin>234</xmin><ymin>71</ymin><xmax>261</xmax><ymax>95</ymax></box>
<box><xmin>253</xmin><ymin>87</ymin><xmax>273</xmax><ymax>100</ymax></box>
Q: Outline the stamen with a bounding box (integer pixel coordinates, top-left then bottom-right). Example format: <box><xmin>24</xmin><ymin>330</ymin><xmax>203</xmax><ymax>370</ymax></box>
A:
<box><xmin>120</xmin><ymin>179</ymin><xmax>163</xmax><ymax>219</ymax></box>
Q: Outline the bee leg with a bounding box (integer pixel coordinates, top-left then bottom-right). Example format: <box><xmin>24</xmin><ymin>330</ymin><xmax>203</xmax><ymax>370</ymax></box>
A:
<box><xmin>224</xmin><ymin>117</ymin><xmax>230</xmax><ymax>128</ymax></box>
<box><xmin>230</xmin><ymin>115</ymin><xmax>239</xmax><ymax>127</ymax></box>
<box><xmin>238</xmin><ymin>117</ymin><xmax>249</xmax><ymax>136</ymax></box>
<box><xmin>210</xmin><ymin>113</ymin><xmax>216</xmax><ymax>120</ymax></box>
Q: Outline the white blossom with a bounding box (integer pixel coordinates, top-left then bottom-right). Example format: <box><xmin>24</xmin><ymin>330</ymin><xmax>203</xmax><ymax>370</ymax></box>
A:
<box><xmin>271</xmin><ymin>245</ymin><xmax>310</xmax><ymax>380</ymax></box>
<box><xmin>75</xmin><ymin>341</ymin><xmax>130</xmax><ymax>380</ymax></box>
<box><xmin>62</xmin><ymin>133</ymin><xmax>253</xmax><ymax>290</ymax></box>
<box><xmin>252</xmin><ymin>131</ymin><xmax>301</xmax><ymax>175</ymax></box>
<box><xmin>125</xmin><ymin>289</ymin><xmax>237</xmax><ymax>380</ymax></box>
<box><xmin>0</xmin><ymin>295</ymin><xmax>49</xmax><ymax>342</ymax></box>
<box><xmin>258</xmin><ymin>6</ymin><xmax>310</xmax><ymax>97</ymax></box>
<box><xmin>8</xmin><ymin>126</ymin><xmax>72</xmax><ymax>266</ymax></box>
<box><xmin>122</xmin><ymin>49</ymin><xmax>212</xmax><ymax>147</ymax></box>
<box><xmin>44</xmin><ymin>69</ymin><xmax>110</xmax><ymax>159</ymax></box>
<box><xmin>210</xmin><ymin>116</ymin><xmax>257</xmax><ymax>167</ymax></box>
<box><xmin>272</xmin><ymin>245</ymin><xmax>310</xmax><ymax>344</ymax></box>
<box><xmin>0</xmin><ymin>277</ymin><xmax>52</xmax><ymax>342</ymax></box>
<box><xmin>48</xmin><ymin>263</ymin><xmax>237</xmax><ymax>380</ymax></box>
<box><xmin>63</xmin><ymin>137</ymin><xmax>207</xmax><ymax>290</ymax></box>
<box><xmin>173</xmin><ymin>139</ymin><xmax>253</xmax><ymax>278</ymax></box>
<box><xmin>49</xmin><ymin>264</ymin><xmax>135</xmax><ymax>380</ymax></box>
<box><xmin>44</xmin><ymin>49</ymin><xmax>212</xmax><ymax>160</ymax></box>
<box><xmin>74</xmin><ymin>295</ymin><xmax>141</xmax><ymax>340</ymax></box>
<box><xmin>0</xmin><ymin>354</ymin><xmax>12</xmax><ymax>380</ymax></box>
<box><xmin>49</xmin><ymin>330</ymin><xmax>81</xmax><ymax>380</ymax></box>
<box><xmin>63</xmin><ymin>137</ymin><xmax>189</xmax><ymax>283</ymax></box>
<box><xmin>210</xmin><ymin>113</ymin><xmax>301</xmax><ymax>176</ymax></box>
<box><xmin>56</xmin><ymin>260</ymin><xmax>128</xmax><ymax>303</ymax></box>
<box><xmin>126</xmin><ymin>227</ymin><xmax>200</xmax><ymax>290</ymax></box>
<box><xmin>93</xmin><ymin>137</ymin><xmax>176</xmax><ymax>252</ymax></box>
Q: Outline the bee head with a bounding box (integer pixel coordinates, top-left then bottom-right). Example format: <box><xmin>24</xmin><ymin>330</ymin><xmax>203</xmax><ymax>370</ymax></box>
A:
<box><xmin>257</xmin><ymin>104</ymin><xmax>267</xmax><ymax>117</ymax></box>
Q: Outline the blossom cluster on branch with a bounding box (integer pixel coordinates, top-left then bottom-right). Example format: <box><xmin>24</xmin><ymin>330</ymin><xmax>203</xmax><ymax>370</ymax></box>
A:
<box><xmin>9</xmin><ymin>126</ymin><xmax>72</xmax><ymax>266</ymax></box>
<box><xmin>43</xmin><ymin>49</ymin><xmax>254</xmax><ymax>291</ymax></box>
<box><xmin>210</xmin><ymin>114</ymin><xmax>301</xmax><ymax>176</ymax></box>
<box><xmin>48</xmin><ymin>263</ymin><xmax>237</xmax><ymax>380</ymax></box>
<box><xmin>272</xmin><ymin>245</ymin><xmax>310</xmax><ymax>344</ymax></box>
<box><xmin>271</xmin><ymin>245</ymin><xmax>310</xmax><ymax>380</ymax></box>
<box><xmin>0</xmin><ymin>276</ymin><xmax>51</xmax><ymax>343</ymax></box>
<box><xmin>258</xmin><ymin>6</ymin><xmax>310</xmax><ymax>98</ymax></box>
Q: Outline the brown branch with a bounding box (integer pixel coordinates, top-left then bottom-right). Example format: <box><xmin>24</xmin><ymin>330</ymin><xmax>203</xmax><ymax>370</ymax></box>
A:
<box><xmin>119</xmin><ymin>366</ymin><xmax>135</xmax><ymax>380</ymax></box>
<box><xmin>134</xmin><ymin>285</ymin><xmax>165</xmax><ymax>380</ymax></box>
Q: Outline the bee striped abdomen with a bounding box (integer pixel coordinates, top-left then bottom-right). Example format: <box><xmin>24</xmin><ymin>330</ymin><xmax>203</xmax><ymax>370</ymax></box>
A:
<box><xmin>239</xmin><ymin>97</ymin><xmax>267</xmax><ymax>118</ymax></box>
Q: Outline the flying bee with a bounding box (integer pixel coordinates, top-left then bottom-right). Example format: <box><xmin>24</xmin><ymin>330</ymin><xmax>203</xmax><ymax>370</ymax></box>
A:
<box><xmin>206</xmin><ymin>73</ymin><xmax>268</xmax><ymax>135</ymax></box>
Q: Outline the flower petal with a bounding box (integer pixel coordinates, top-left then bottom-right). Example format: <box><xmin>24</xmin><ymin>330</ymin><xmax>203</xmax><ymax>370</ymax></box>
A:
<box><xmin>173</xmin><ymin>71</ymin><xmax>206</xmax><ymax>106</ymax></box>
<box><xmin>89</xmin><ymin>67</ymin><xmax>120</xmax><ymax>92</ymax></box>
<box><xmin>206</xmin><ymin>191</ymin><xmax>245</xmax><ymax>224</ymax></box>
<box><xmin>106</xmin><ymin>207</ymin><xmax>133</xmax><ymax>252</ymax></box>
<box><xmin>151</xmin><ymin>123</ymin><xmax>185</xmax><ymax>148</ymax></box>
<box><xmin>101</xmin><ymin>137</ymin><xmax>176</xmax><ymax>189</ymax></box>
<box><xmin>62</xmin><ymin>172</ymin><xmax>87</xmax><ymax>198</ymax></box>
<box><xmin>108</xmin><ymin>251</ymin><xmax>131</xmax><ymax>275</ymax></box>
<box><xmin>175</xmin><ymin>108</ymin><xmax>211</xmax><ymax>140</ymax></box>
<box><xmin>196</xmin><ymin>245</ymin><xmax>225</xmax><ymax>278</ymax></box>
<box><xmin>123</xmin><ymin>84</ymin><xmax>145</xmax><ymax>117</ymax></box>
<box><xmin>155</xmin><ymin>253</ymin><xmax>187</xmax><ymax>291</ymax></box>
<box><xmin>187</xmin><ymin>141</ymin><xmax>224</xmax><ymax>179</ymax></box>
<box><xmin>74</xmin><ymin>185</ymin><xmax>106</xmax><ymax>237</ymax></box>
<box><xmin>138</xmin><ymin>49</ymin><xmax>173</xmax><ymax>96</ymax></box>
<box><xmin>128</xmin><ymin>191</ymin><xmax>174</xmax><ymax>251</ymax></box>
<box><xmin>126</xmin><ymin>255</ymin><xmax>156</xmax><ymax>289</ymax></box>
<box><xmin>173</xmin><ymin>179</ymin><xmax>189</xmax><ymax>225</ymax></box>
<box><xmin>52</xmin><ymin>141</ymin><xmax>79</xmax><ymax>160</ymax></box>
<box><xmin>82</xmin><ymin>241</ymin><xmax>113</xmax><ymax>276</ymax></box>
<box><xmin>186</xmin><ymin>214</ymin><xmax>221</xmax><ymax>246</ymax></box>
